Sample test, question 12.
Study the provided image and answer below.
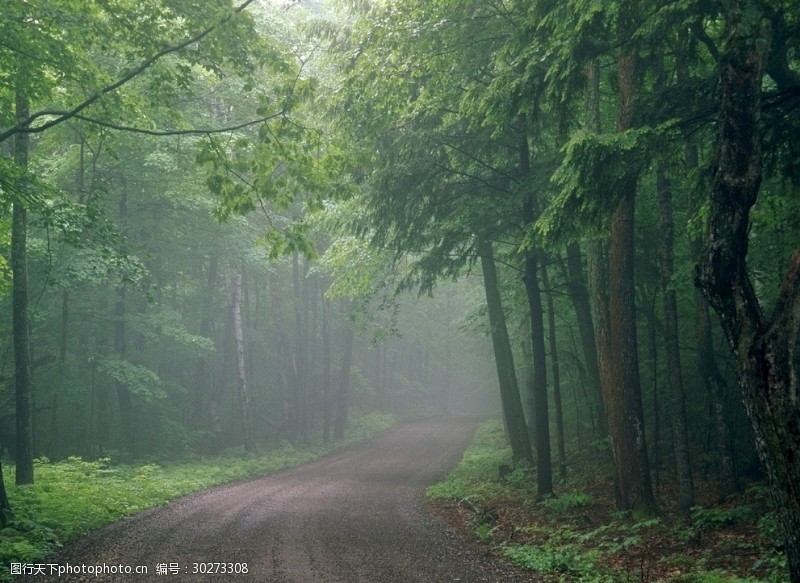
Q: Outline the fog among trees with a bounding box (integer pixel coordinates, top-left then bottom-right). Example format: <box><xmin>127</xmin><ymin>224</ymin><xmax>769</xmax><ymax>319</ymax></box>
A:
<box><xmin>1</xmin><ymin>0</ymin><xmax>799</xmax><ymax>580</ymax></box>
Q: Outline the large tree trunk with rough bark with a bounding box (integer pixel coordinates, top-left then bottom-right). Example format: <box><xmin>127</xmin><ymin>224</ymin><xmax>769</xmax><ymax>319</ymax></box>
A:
<box><xmin>695</xmin><ymin>4</ymin><xmax>800</xmax><ymax>579</ymax></box>
<box><xmin>605</xmin><ymin>0</ymin><xmax>657</xmax><ymax>514</ymax></box>
<box><xmin>478</xmin><ymin>240</ymin><xmax>533</xmax><ymax>466</ymax></box>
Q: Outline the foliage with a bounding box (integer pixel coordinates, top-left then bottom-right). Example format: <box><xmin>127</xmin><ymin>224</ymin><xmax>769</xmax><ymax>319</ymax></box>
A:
<box><xmin>538</xmin><ymin>491</ymin><xmax>594</xmax><ymax>513</ymax></box>
<box><xmin>97</xmin><ymin>358</ymin><xmax>165</xmax><ymax>402</ymax></box>
<box><xmin>427</xmin><ymin>419</ymin><xmax>784</xmax><ymax>582</ymax></box>
<box><xmin>502</xmin><ymin>542</ymin><xmax>605</xmax><ymax>581</ymax></box>
<box><xmin>426</xmin><ymin>420</ymin><xmax>514</xmax><ymax>502</ymax></box>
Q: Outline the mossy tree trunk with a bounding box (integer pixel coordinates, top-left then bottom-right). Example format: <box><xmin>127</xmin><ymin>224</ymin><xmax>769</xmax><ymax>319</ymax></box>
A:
<box><xmin>696</xmin><ymin>2</ymin><xmax>800</xmax><ymax>578</ymax></box>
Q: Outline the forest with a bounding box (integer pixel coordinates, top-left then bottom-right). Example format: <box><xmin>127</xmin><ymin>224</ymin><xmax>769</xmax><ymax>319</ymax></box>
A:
<box><xmin>1</xmin><ymin>0</ymin><xmax>799</xmax><ymax>581</ymax></box>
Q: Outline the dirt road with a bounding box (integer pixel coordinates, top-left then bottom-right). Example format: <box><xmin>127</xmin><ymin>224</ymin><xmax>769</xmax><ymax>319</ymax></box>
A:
<box><xmin>22</xmin><ymin>417</ymin><xmax>535</xmax><ymax>582</ymax></box>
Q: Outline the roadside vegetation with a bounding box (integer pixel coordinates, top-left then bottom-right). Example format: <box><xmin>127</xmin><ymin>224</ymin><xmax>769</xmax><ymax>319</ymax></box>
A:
<box><xmin>0</xmin><ymin>413</ymin><xmax>394</xmax><ymax>580</ymax></box>
<box><xmin>428</xmin><ymin>421</ymin><xmax>787</xmax><ymax>583</ymax></box>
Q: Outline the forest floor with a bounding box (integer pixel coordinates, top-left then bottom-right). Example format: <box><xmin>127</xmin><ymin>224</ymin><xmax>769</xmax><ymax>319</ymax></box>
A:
<box><xmin>427</xmin><ymin>421</ymin><xmax>787</xmax><ymax>583</ymax></box>
<box><xmin>15</xmin><ymin>417</ymin><xmax>540</xmax><ymax>583</ymax></box>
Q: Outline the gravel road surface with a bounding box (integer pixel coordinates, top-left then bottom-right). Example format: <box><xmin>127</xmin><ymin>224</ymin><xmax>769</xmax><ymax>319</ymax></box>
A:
<box><xmin>21</xmin><ymin>417</ymin><xmax>536</xmax><ymax>582</ymax></box>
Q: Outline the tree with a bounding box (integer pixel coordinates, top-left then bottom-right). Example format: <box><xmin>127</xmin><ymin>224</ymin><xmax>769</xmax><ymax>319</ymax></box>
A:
<box><xmin>11</xmin><ymin>72</ymin><xmax>34</xmax><ymax>485</ymax></box>
<box><xmin>656</xmin><ymin>162</ymin><xmax>694</xmax><ymax>516</ymax></box>
<box><xmin>695</xmin><ymin>0</ymin><xmax>800</xmax><ymax>577</ymax></box>
<box><xmin>479</xmin><ymin>239</ymin><xmax>534</xmax><ymax>466</ymax></box>
<box><xmin>603</xmin><ymin>0</ymin><xmax>657</xmax><ymax>516</ymax></box>
<box><xmin>230</xmin><ymin>271</ymin><xmax>254</xmax><ymax>453</ymax></box>
<box><xmin>0</xmin><ymin>0</ymin><xmax>271</xmax><ymax>482</ymax></box>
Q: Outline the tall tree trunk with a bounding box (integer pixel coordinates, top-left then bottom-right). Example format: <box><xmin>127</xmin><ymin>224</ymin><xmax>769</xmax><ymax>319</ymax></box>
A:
<box><xmin>522</xmin><ymin>250</ymin><xmax>552</xmax><ymax>494</ymax></box>
<box><xmin>584</xmin><ymin>60</ymin><xmax>613</xmax><ymax>448</ymax></box>
<box><xmin>542</xmin><ymin>264</ymin><xmax>567</xmax><ymax>479</ymax></box>
<box><xmin>114</xmin><ymin>185</ymin><xmax>132</xmax><ymax>452</ymax></box>
<box><xmin>656</xmin><ymin>164</ymin><xmax>694</xmax><ymax>516</ymax></box>
<box><xmin>334</xmin><ymin>303</ymin><xmax>354</xmax><ymax>440</ymax></box>
<box><xmin>563</xmin><ymin>243</ymin><xmax>606</xmax><ymax>435</ymax></box>
<box><xmin>695</xmin><ymin>5</ymin><xmax>800</xmax><ymax>578</ymax></box>
<box><xmin>230</xmin><ymin>272</ymin><xmax>254</xmax><ymax>453</ymax></box>
<box><xmin>607</xmin><ymin>181</ymin><xmax>656</xmax><ymax>514</ymax></box>
<box><xmin>292</xmin><ymin>252</ymin><xmax>309</xmax><ymax>442</ymax></box>
<box><xmin>519</xmin><ymin>118</ymin><xmax>552</xmax><ymax>493</ymax></box>
<box><xmin>606</xmin><ymin>0</ymin><xmax>657</xmax><ymax>514</ymax></box>
<box><xmin>478</xmin><ymin>239</ymin><xmax>533</xmax><ymax>466</ymax></box>
<box><xmin>322</xmin><ymin>292</ymin><xmax>332</xmax><ymax>442</ymax></box>
<box><xmin>12</xmin><ymin>79</ymin><xmax>33</xmax><ymax>485</ymax></box>
<box><xmin>269</xmin><ymin>275</ymin><xmax>294</xmax><ymax>439</ymax></box>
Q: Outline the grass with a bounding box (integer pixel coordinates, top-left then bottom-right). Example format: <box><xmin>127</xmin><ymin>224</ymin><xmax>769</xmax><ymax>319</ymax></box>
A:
<box><xmin>0</xmin><ymin>412</ymin><xmax>395</xmax><ymax>580</ymax></box>
<box><xmin>426</xmin><ymin>419</ymin><xmax>789</xmax><ymax>583</ymax></box>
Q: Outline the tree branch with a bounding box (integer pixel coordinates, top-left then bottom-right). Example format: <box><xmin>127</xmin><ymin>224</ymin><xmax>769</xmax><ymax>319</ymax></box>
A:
<box><xmin>64</xmin><ymin>111</ymin><xmax>286</xmax><ymax>136</ymax></box>
<box><xmin>0</xmin><ymin>0</ymin><xmax>259</xmax><ymax>144</ymax></box>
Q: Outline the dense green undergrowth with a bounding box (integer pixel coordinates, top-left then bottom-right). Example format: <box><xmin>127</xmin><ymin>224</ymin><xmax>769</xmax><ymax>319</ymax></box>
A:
<box><xmin>1</xmin><ymin>413</ymin><xmax>395</xmax><ymax>580</ymax></box>
<box><xmin>428</xmin><ymin>420</ymin><xmax>788</xmax><ymax>583</ymax></box>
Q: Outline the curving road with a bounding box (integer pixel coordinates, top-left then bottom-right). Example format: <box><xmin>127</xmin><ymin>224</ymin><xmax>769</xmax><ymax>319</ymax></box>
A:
<box><xmin>23</xmin><ymin>417</ymin><xmax>535</xmax><ymax>582</ymax></box>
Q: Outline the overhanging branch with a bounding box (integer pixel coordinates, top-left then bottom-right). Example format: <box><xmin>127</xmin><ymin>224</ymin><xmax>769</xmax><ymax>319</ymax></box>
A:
<box><xmin>0</xmin><ymin>0</ymin><xmax>259</xmax><ymax>144</ymax></box>
<box><xmin>64</xmin><ymin>111</ymin><xmax>286</xmax><ymax>136</ymax></box>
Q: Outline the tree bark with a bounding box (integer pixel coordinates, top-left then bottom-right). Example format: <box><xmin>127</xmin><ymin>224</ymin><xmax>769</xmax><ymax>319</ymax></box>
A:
<box><xmin>12</xmin><ymin>79</ymin><xmax>33</xmax><ymax>485</ymax></box>
<box><xmin>478</xmin><ymin>239</ymin><xmax>533</xmax><ymax>466</ymax></box>
<box><xmin>606</xmin><ymin>0</ymin><xmax>657</xmax><ymax>513</ymax></box>
<box><xmin>695</xmin><ymin>4</ymin><xmax>800</xmax><ymax>578</ymax></box>
<box><xmin>607</xmin><ymin>178</ymin><xmax>656</xmax><ymax>515</ymax></box>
